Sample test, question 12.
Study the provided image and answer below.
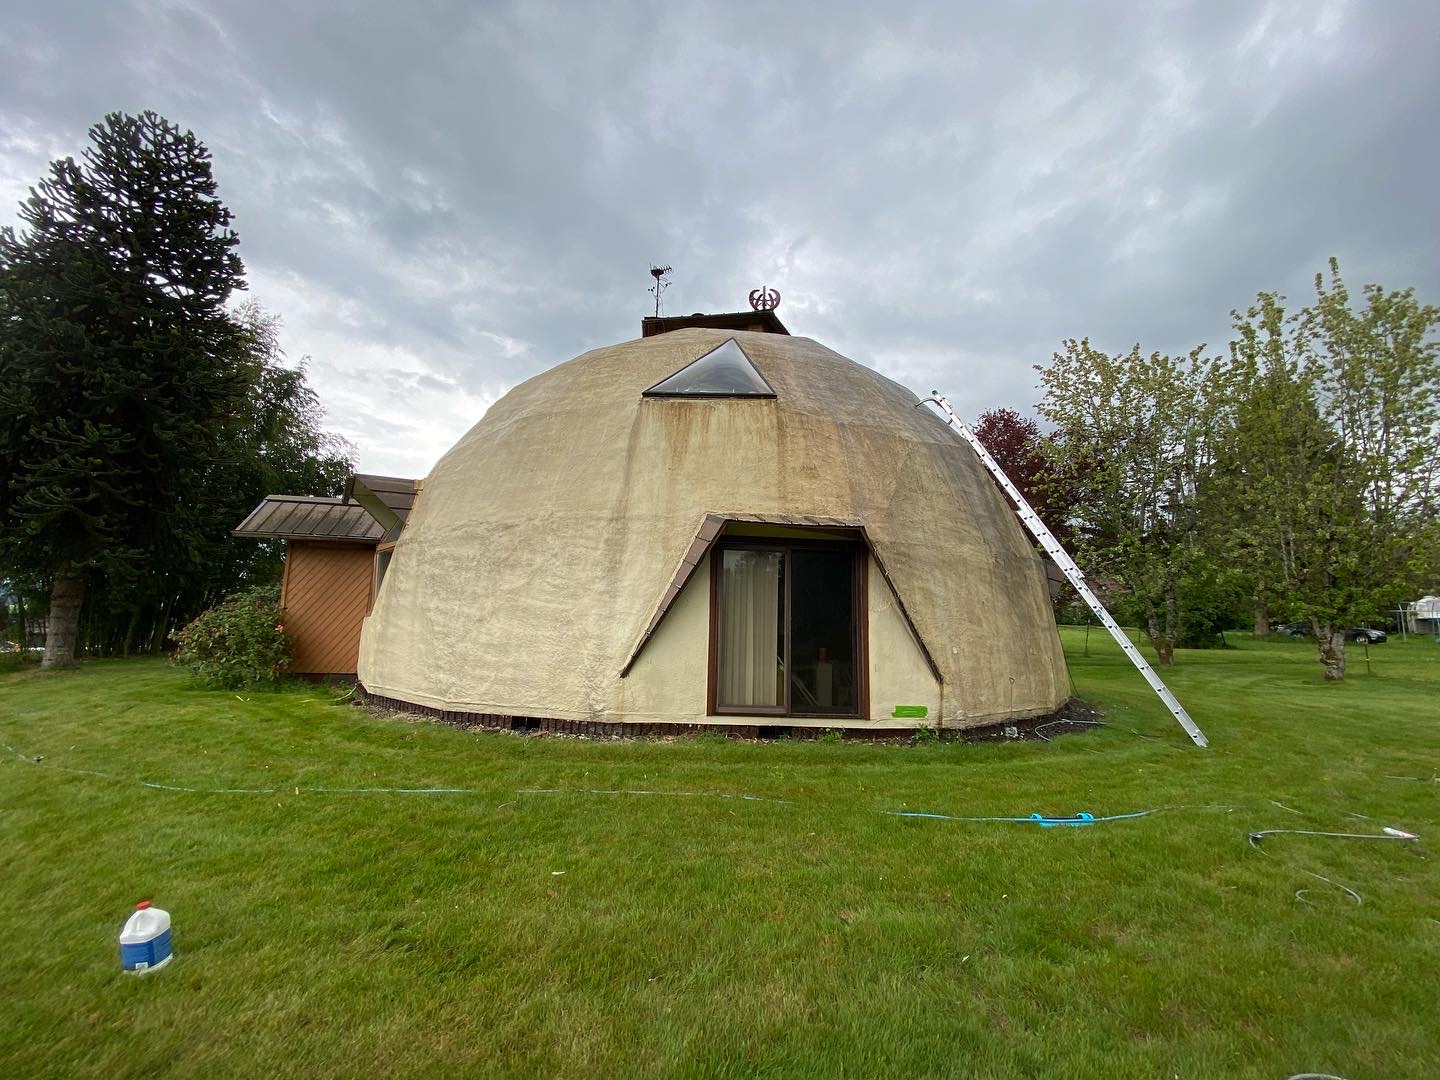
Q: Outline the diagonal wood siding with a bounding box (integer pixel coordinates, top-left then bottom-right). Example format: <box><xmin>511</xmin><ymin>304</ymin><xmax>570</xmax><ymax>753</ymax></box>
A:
<box><xmin>281</xmin><ymin>541</ymin><xmax>375</xmax><ymax>675</ymax></box>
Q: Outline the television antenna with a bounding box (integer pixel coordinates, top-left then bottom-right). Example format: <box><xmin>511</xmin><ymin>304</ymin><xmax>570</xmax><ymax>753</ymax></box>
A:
<box><xmin>918</xmin><ymin>390</ymin><xmax>1209</xmax><ymax>748</ymax></box>
<box><xmin>649</xmin><ymin>265</ymin><xmax>673</xmax><ymax>317</ymax></box>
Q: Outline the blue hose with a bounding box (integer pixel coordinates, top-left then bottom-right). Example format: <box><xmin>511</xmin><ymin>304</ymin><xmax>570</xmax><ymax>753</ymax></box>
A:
<box><xmin>1</xmin><ymin>742</ymin><xmax>1158</xmax><ymax>826</ymax></box>
<box><xmin>884</xmin><ymin>809</ymin><xmax>1152</xmax><ymax>827</ymax></box>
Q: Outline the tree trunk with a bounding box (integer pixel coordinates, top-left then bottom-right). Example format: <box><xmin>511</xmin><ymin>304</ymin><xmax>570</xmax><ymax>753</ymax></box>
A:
<box><xmin>122</xmin><ymin>605</ymin><xmax>144</xmax><ymax>657</ymax></box>
<box><xmin>41</xmin><ymin>566</ymin><xmax>85</xmax><ymax>669</ymax></box>
<box><xmin>1155</xmin><ymin>635</ymin><xmax>1175</xmax><ymax>667</ymax></box>
<box><xmin>1315</xmin><ymin>622</ymin><xmax>1346</xmax><ymax>681</ymax></box>
<box><xmin>149</xmin><ymin>593</ymin><xmax>176</xmax><ymax>655</ymax></box>
<box><xmin>1146</xmin><ymin>604</ymin><xmax>1175</xmax><ymax>667</ymax></box>
<box><xmin>1253</xmin><ymin>601</ymin><xmax>1270</xmax><ymax>638</ymax></box>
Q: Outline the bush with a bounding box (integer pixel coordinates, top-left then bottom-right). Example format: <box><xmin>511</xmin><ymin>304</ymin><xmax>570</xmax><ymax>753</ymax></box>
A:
<box><xmin>173</xmin><ymin>585</ymin><xmax>292</xmax><ymax>688</ymax></box>
<box><xmin>910</xmin><ymin>724</ymin><xmax>939</xmax><ymax>746</ymax></box>
<box><xmin>1175</xmin><ymin>569</ymin><xmax>1250</xmax><ymax>649</ymax></box>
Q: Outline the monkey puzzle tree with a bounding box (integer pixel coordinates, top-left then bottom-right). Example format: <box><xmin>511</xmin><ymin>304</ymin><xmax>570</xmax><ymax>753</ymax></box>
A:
<box><xmin>0</xmin><ymin>111</ymin><xmax>249</xmax><ymax>667</ymax></box>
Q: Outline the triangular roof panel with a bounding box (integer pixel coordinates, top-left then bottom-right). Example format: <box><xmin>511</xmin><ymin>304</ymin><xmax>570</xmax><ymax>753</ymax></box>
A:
<box><xmin>642</xmin><ymin>338</ymin><xmax>775</xmax><ymax>398</ymax></box>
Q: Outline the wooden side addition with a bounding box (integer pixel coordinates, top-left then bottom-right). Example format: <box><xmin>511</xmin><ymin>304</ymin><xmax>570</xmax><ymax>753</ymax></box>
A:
<box><xmin>280</xmin><ymin>541</ymin><xmax>377</xmax><ymax>676</ymax></box>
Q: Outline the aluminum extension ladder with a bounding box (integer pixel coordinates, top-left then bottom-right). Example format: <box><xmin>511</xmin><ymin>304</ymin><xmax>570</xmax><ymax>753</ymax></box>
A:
<box><xmin>919</xmin><ymin>392</ymin><xmax>1209</xmax><ymax>748</ymax></box>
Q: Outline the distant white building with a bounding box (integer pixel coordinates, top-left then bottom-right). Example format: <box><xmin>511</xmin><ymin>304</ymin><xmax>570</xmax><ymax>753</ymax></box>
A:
<box><xmin>1401</xmin><ymin>595</ymin><xmax>1440</xmax><ymax>635</ymax></box>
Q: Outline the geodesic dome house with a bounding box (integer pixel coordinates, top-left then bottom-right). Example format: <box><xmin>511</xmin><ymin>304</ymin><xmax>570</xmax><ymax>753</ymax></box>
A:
<box><xmin>357</xmin><ymin>309</ymin><xmax>1069</xmax><ymax>733</ymax></box>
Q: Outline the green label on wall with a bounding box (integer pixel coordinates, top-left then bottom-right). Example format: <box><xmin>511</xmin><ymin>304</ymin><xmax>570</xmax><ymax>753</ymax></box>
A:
<box><xmin>892</xmin><ymin>705</ymin><xmax>928</xmax><ymax>719</ymax></box>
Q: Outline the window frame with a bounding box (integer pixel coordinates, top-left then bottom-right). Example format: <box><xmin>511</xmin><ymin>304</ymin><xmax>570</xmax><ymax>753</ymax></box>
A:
<box><xmin>641</xmin><ymin>337</ymin><xmax>777</xmax><ymax>399</ymax></box>
<box><xmin>706</xmin><ymin>536</ymin><xmax>869</xmax><ymax>719</ymax></box>
<box><xmin>372</xmin><ymin>539</ymin><xmax>398</xmax><ymax>608</ymax></box>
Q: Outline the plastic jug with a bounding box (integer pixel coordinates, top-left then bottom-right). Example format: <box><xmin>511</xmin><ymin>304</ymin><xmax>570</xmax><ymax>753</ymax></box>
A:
<box><xmin>119</xmin><ymin>900</ymin><xmax>172</xmax><ymax>973</ymax></box>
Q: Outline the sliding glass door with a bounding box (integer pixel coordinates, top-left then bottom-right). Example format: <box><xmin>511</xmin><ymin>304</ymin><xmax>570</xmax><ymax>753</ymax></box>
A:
<box><xmin>712</xmin><ymin>540</ymin><xmax>865</xmax><ymax>717</ymax></box>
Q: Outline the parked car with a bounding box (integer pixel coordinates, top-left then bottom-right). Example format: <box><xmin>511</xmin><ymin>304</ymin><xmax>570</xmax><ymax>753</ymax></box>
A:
<box><xmin>1349</xmin><ymin>627</ymin><xmax>1387</xmax><ymax>644</ymax></box>
<box><xmin>1</xmin><ymin>641</ymin><xmax>19</xmax><ymax>653</ymax></box>
<box><xmin>1271</xmin><ymin>623</ymin><xmax>1310</xmax><ymax>638</ymax></box>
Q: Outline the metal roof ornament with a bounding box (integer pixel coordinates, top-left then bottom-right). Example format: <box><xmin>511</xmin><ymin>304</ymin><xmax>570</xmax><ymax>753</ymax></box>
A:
<box><xmin>649</xmin><ymin>265</ymin><xmax>673</xmax><ymax>317</ymax></box>
<box><xmin>748</xmin><ymin>285</ymin><xmax>781</xmax><ymax>312</ymax></box>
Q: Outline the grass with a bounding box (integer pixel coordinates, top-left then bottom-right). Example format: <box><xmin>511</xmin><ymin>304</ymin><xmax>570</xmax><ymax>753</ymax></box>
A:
<box><xmin>1</xmin><ymin>630</ymin><xmax>1438</xmax><ymax>1078</ymax></box>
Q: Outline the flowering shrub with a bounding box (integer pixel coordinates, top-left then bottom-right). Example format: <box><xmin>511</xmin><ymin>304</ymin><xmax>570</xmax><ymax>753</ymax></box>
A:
<box><xmin>173</xmin><ymin>584</ymin><xmax>292</xmax><ymax>689</ymax></box>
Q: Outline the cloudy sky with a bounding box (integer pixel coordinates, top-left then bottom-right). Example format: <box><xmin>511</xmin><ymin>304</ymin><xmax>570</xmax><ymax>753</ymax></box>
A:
<box><xmin>3</xmin><ymin>1</ymin><xmax>1436</xmax><ymax>478</ymax></box>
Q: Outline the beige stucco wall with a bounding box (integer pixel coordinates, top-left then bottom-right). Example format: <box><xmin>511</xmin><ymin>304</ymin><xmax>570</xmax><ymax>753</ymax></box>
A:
<box><xmin>357</xmin><ymin>328</ymin><xmax>1070</xmax><ymax>729</ymax></box>
<box><xmin>864</xmin><ymin>557</ymin><xmax>944</xmax><ymax>727</ymax></box>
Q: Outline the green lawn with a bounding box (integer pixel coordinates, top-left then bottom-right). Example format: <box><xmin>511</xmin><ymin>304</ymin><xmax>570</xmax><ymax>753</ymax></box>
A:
<box><xmin>2</xmin><ymin>630</ymin><xmax>1437</xmax><ymax>1078</ymax></box>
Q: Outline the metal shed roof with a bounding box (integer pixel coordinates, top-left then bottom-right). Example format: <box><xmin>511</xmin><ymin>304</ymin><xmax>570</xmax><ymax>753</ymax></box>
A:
<box><xmin>232</xmin><ymin>495</ymin><xmax>384</xmax><ymax>544</ymax></box>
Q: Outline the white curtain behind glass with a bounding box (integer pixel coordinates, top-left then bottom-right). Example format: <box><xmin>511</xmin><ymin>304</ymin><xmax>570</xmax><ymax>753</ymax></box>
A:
<box><xmin>718</xmin><ymin>549</ymin><xmax>783</xmax><ymax>707</ymax></box>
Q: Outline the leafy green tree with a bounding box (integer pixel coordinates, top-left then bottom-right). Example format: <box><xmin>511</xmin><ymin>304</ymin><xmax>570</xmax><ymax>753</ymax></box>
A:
<box><xmin>0</xmin><ymin>111</ymin><xmax>250</xmax><ymax>667</ymax></box>
<box><xmin>1213</xmin><ymin>263</ymin><xmax>1440</xmax><ymax>679</ymax></box>
<box><xmin>1205</xmin><ymin>294</ymin><xmax>1336</xmax><ymax>639</ymax></box>
<box><xmin>1174</xmin><ymin>565</ymin><xmax>1250</xmax><ymax>648</ymax></box>
<box><xmin>191</xmin><ymin>301</ymin><xmax>354</xmax><ymax>603</ymax></box>
<box><xmin>1036</xmin><ymin>340</ymin><xmax>1218</xmax><ymax>665</ymax></box>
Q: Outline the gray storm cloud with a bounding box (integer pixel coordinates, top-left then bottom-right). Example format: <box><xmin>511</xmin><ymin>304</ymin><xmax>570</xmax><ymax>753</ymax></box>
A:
<box><xmin>3</xmin><ymin>0</ymin><xmax>1436</xmax><ymax>477</ymax></box>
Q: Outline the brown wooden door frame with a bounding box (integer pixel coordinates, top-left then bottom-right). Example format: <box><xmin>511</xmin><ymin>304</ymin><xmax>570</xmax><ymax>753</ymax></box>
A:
<box><xmin>707</xmin><ymin>537</ymin><xmax>869</xmax><ymax>719</ymax></box>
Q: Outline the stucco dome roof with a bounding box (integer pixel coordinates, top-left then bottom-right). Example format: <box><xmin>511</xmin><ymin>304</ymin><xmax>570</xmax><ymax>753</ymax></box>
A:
<box><xmin>358</xmin><ymin>328</ymin><xmax>1068</xmax><ymax>726</ymax></box>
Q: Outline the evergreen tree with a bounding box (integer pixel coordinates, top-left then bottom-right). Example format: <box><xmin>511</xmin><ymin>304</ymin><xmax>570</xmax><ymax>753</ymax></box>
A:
<box><xmin>0</xmin><ymin>111</ymin><xmax>250</xmax><ymax>667</ymax></box>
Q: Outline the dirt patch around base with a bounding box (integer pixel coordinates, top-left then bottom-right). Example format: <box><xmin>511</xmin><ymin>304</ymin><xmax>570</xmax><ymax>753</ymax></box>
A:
<box><xmin>959</xmin><ymin>697</ymin><xmax>1106</xmax><ymax>743</ymax></box>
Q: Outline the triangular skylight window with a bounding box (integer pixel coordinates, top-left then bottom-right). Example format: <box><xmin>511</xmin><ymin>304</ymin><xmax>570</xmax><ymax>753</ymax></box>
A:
<box><xmin>642</xmin><ymin>339</ymin><xmax>776</xmax><ymax>398</ymax></box>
